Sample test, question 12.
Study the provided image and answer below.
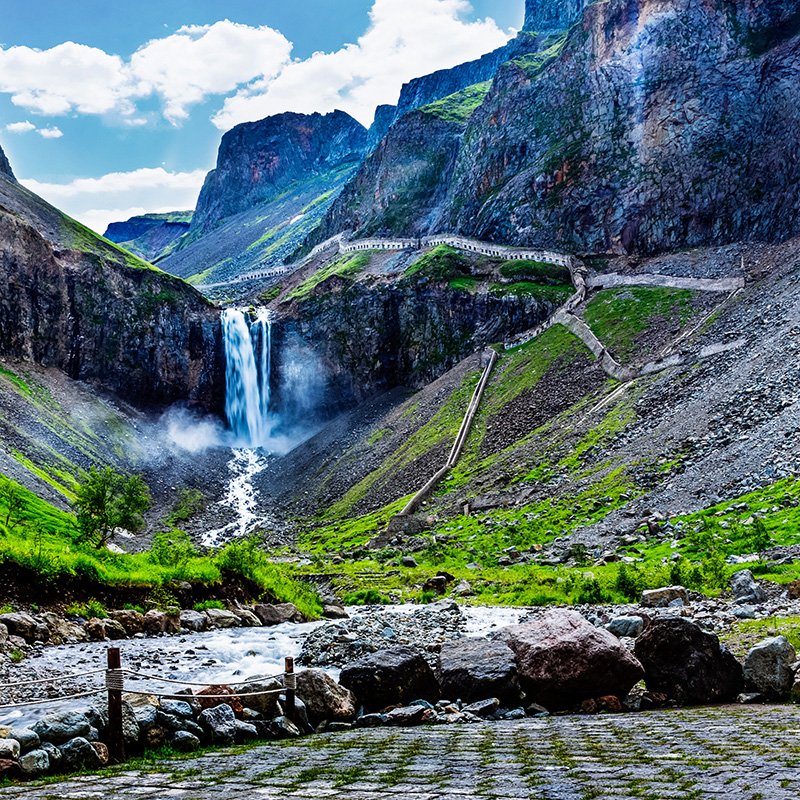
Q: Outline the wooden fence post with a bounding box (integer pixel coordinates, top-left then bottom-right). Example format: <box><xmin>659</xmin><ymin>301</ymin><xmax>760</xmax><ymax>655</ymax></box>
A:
<box><xmin>107</xmin><ymin>647</ymin><xmax>125</xmax><ymax>763</ymax></box>
<box><xmin>285</xmin><ymin>656</ymin><xmax>295</xmax><ymax>722</ymax></box>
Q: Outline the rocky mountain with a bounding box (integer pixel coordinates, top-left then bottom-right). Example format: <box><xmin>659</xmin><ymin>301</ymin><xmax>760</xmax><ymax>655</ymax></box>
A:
<box><xmin>189</xmin><ymin>110</ymin><xmax>368</xmax><ymax>238</ymax></box>
<box><xmin>523</xmin><ymin>0</ymin><xmax>592</xmax><ymax>32</ymax></box>
<box><xmin>0</xmin><ymin>143</ymin><xmax>13</xmax><ymax>181</ymax></box>
<box><xmin>0</xmin><ymin>153</ymin><xmax>223</xmax><ymax>413</ymax></box>
<box><xmin>316</xmin><ymin>0</ymin><xmax>800</xmax><ymax>256</ymax></box>
<box><xmin>103</xmin><ymin>211</ymin><xmax>192</xmax><ymax>263</ymax></box>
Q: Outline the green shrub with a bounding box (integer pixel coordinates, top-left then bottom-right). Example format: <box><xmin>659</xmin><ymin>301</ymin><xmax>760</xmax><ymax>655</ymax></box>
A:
<box><xmin>149</xmin><ymin>529</ymin><xmax>198</xmax><ymax>567</ymax></box>
<box><xmin>343</xmin><ymin>588</ymin><xmax>390</xmax><ymax>605</ymax></box>
<box><xmin>166</xmin><ymin>488</ymin><xmax>205</xmax><ymax>526</ymax></box>
<box><xmin>703</xmin><ymin>550</ymin><xmax>729</xmax><ymax>590</ymax></box>
<box><xmin>9</xmin><ymin>648</ymin><xmax>23</xmax><ymax>664</ymax></box>
<box><xmin>65</xmin><ymin>599</ymin><xmax>107</xmax><ymax>619</ymax></box>
<box><xmin>122</xmin><ymin>603</ymin><xmax>146</xmax><ymax>615</ymax></box>
<box><xmin>193</xmin><ymin>599</ymin><xmax>225</xmax><ymax>612</ymax></box>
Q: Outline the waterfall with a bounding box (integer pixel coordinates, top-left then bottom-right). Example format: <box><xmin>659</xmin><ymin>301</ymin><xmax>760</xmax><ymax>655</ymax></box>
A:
<box><xmin>221</xmin><ymin>307</ymin><xmax>273</xmax><ymax>447</ymax></box>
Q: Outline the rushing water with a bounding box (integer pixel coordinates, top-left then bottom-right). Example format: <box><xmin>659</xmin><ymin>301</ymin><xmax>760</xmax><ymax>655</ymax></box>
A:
<box><xmin>221</xmin><ymin>308</ymin><xmax>274</xmax><ymax>447</ymax></box>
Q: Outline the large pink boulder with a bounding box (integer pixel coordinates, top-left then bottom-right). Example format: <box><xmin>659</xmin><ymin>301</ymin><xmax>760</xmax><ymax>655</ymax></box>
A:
<box><xmin>498</xmin><ymin>609</ymin><xmax>644</xmax><ymax>710</ymax></box>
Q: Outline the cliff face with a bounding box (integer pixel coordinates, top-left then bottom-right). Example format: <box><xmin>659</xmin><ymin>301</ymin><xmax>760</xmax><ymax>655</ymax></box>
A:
<box><xmin>191</xmin><ymin>110</ymin><xmax>368</xmax><ymax>237</ymax></box>
<box><xmin>0</xmin><ymin>171</ymin><xmax>223</xmax><ymax>413</ymax></box>
<box><xmin>104</xmin><ymin>212</ymin><xmax>191</xmax><ymax>263</ymax></box>
<box><xmin>319</xmin><ymin>0</ymin><xmax>800</xmax><ymax>256</ymax></box>
<box><xmin>0</xmin><ymin>144</ymin><xmax>13</xmax><ymax>181</ymax></box>
<box><xmin>522</xmin><ymin>0</ymin><xmax>593</xmax><ymax>32</ymax></box>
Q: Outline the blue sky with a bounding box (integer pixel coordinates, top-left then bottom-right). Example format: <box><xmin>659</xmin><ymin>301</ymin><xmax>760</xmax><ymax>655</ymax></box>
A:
<box><xmin>0</xmin><ymin>0</ymin><xmax>522</xmax><ymax>233</ymax></box>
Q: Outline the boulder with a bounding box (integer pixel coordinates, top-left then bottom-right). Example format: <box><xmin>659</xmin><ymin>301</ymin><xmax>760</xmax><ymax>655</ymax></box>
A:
<box><xmin>7</xmin><ymin>727</ymin><xmax>39</xmax><ymax>753</ymax></box>
<box><xmin>108</xmin><ymin>609</ymin><xmax>146</xmax><ymax>635</ymax></box>
<box><xmin>159</xmin><ymin>700</ymin><xmax>194</xmax><ymax>718</ymax></box>
<box><xmin>437</xmin><ymin>638</ymin><xmax>521</xmax><ymax>705</ymax></box>
<box><xmin>634</xmin><ymin>617</ymin><xmax>743</xmax><ymax>704</ymax></box>
<box><xmin>322</xmin><ymin>604</ymin><xmax>348</xmax><ymax>620</ymax></box>
<box><xmin>731</xmin><ymin>570</ymin><xmax>768</xmax><ymax>605</ymax></box>
<box><xmin>172</xmin><ymin>731</ymin><xmax>200</xmax><ymax>752</ymax></box>
<box><xmin>606</xmin><ymin>616</ymin><xmax>644</xmax><ymax>639</ymax></box>
<box><xmin>498</xmin><ymin>610</ymin><xmax>645</xmax><ymax>710</ymax></box>
<box><xmin>0</xmin><ymin>739</ymin><xmax>19</xmax><ymax>759</ymax></box>
<box><xmin>32</xmin><ymin>711</ymin><xmax>91</xmax><ymax>745</ymax></box>
<box><xmin>462</xmin><ymin>698</ymin><xmax>500</xmax><ymax>718</ymax></box>
<box><xmin>92</xmin><ymin>699</ymin><xmax>140</xmax><ymax>745</ymax></box>
<box><xmin>234</xmin><ymin>719</ymin><xmax>258</xmax><ymax>742</ymax></box>
<box><xmin>85</xmin><ymin>618</ymin><xmax>108</xmax><ymax>641</ymax></box>
<box><xmin>253</xmin><ymin>603</ymin><xmax>303</xmax><ymax>626</ymax></box>
<box><xmin>204</xmin><ymin>608</ymin><xmax>241</xmax><ymax>628</ymax></box>
<box><xmin>233</xmin><ymin>609</ymin><xmax>262</xmax><ymax>627</ymax></box>
<box><xmin>179</xmin><ymin>609</ymin><xmax>208</xmax><ymax>632</ymax></box>
<box><xmin>384</xmin><ymin>705</ymin><xmax>426</xmax><ymax>726</ymax></box>
<box><xmin>42</xmin><ymin>612</ymin><xmax>86</xmax><ymax>643</ymax></box>
<box><xmin>0</xmin><ymin>612</ymin><xmax>48</xmax><ymax>642</ymax></box>
<box><xmin>0</xmin><ymin>760</ymin><xmax>20</xmax><ymax>779</ymax></box>
<box><xmin>195</xmin><ymin>684</ymin><xmax>243</xmax><ymax>714</ymax></box>
<box><xmin>267</xmin><ymin>715</ymin><xmax>301</xmax><ymax>739</ymax></box>
<box><xmin>295</xmin><ymin>669</ymin><xmax>356</xmax><ymax>724</ymax></box>
<box><xmin>198</xmin><ymin>703</ymin><xmax>237</xmax><ymax>744</ymax></box>
<box><xmin>401</xmin><ymin>556</ymin><xmax>418</xmax><ymax>568</ymax></box>
<box><xmin>339</xmin><ymin>646</ymin><xmax>440</xmax><ymax>712</ymax></box>
<box><xmin>143</xmin><ymin>610</ymin><xmax>181</xmax><ymax>635</ymax></box>
<box><xmin>232</xmin><ymin>678</ymin><xmax>282</xmax><ymax>717</ymax></box>
<box><xmin>18</xmin><ymin>748</ymin><xmax>49</xmax><ymax>777</ymax></box>
<box><xmin>641</xmin><ymin>586</ymin><xmax>688</xmax><ymax>608</ymax></box>
<box><xmin>58</xmin><ymin>737</ymin><xmax>103</xmax><ymax>771</ymax></box>
<box><xmin>40</xmin><ymin>742</ymin><xmax>62</xmax><ymax>772</ymax></box>
<box><xmin>743</xmin><ymin>636</ymin><xmax>796</xmax><ymax>700</ymax></box>
<box><xmin>102</xmin><ymin>619</ymin><xmax>128</xmax><ymax>640</ymax></box>
<box><xmin>0</xmin><ymin>623</ymin><xmax>6</xmax><ymax>643</ymax></box>
<box><xmin>91</xmin><ymin>741</ymin><xmax>110</xmax><ymax>765</ymax></box>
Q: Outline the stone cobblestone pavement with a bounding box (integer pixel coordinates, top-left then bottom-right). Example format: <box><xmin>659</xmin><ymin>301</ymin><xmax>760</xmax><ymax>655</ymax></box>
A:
<box><xmin>4</xmin><ymin>706</ymin><xmax>800</xmax><ymax>799</ymax></box>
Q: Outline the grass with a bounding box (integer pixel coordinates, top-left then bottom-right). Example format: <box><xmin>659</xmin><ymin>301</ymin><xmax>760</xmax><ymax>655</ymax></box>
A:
<box><xmin>583</xmin><ymin>287</ymin><xmax>696</xmax><ymax>360</ymax></box>
<box><xmin>512</xmin><ymin>31</ymin><xmax>569</xmax><ymax>79</ymax></box>
<box><xmin>403</xmin><ymin>244</ymin><xmax>469</xmax><ymax>281</ymax></box>
<box><xmin>0</xmin><ymin>364</ymin><xmax>32</xmax><ymax>396</ymax></box>
<box><xmin>419</xmin><ymin>81</ymin><xmax>492</xmax><ymax>123</ymax></box>
<box><xmin>497</xmin><ymin>259</ymin><xmax>571</xmax><ymax>285</ymax></box>
<box><xmin>0</xmin><ymin>476</ymin><xmax>322</xmax><ymax>618</ymax></box>
<box><xmin>285</xmin><ymin>251</ymin><xmax>371</xmax><ymax>300</ymax></box>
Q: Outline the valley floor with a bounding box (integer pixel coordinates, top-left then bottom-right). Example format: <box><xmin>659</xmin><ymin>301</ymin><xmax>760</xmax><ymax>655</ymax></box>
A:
<box><xmin>4</xmin><ymin>705</ymin><xmax>798</xmax><ymax>799</ymax></box>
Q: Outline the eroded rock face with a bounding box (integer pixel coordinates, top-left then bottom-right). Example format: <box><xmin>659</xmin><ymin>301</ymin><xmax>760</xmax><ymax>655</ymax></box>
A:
<box><xmin>522</xmin><ymin>0</ymin><xmax>592</xmax><ymax>32</ymax></box>
<box><xmin>192</xmin><ymin>110</ymin><xmax>367</xmax><ymax>237</ymax></box>
<box><xmin>437</xmin><ymin>638</ymin><xmax>521</xmax><ymax>705</ymax></box>
<box><xmin>634</xmin><ymin>617</ymin><xmax>743</xmax><ymax>704</ymax></box>
<box><xmin>498</xmin><ymin>610</ymin><xmax>645</xmax><ymax>709</ymax></box>
<box><xmin>0</xmin><ymin>143</ymin><xmax>14</xmax><ymax>180</ymax></box>
<box><xmin>0</xmin><ymin>172</ymin><xmax>223</xmax><ymax>413</ymax></box>
<box><xmin>339</xmin><ymin>646</ymin><xmax>441</xmax><ymax>712</ymax></box>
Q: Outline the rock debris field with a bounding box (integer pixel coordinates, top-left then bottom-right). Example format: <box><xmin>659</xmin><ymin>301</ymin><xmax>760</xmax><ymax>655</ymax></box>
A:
<box><xmin>1</xmin><ymin>706</ymin><xmax>798</xmax><ymax>799</ymax></box>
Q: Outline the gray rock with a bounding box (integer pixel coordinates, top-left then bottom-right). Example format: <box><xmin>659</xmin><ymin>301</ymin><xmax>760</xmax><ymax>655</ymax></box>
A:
<box><xmin>233</xmin><ymin>609</ymin><xmax>262</xmax><ymax>627</ymax></box>
<box><xmin>355</xmin><ymin>713</ymin><xmax>384</xmax><ymax>728</ymax></box>
<box><xmin>462</xmin><ymin>698</ymin><xmax>500</xmax><ymax>718</ymax></box>
<box><xmin>0</xmin><ymin>739</ymin><xmax>19</xmax><ymax>759</ymax></box>
<box><xmin>8</xmin><ymin>728</ymin><xmax>39</xmax><ymax>753</ymax></box>
<box><xmin>253</xmin><ymin>603</ymin><xmax>303</xmax><ymax>626</ymax></box>
<box><xmin>233</xmin><ymin>677</ymin><xmax>283</xmax><ymax>718</ymax></box>
<box><xmin>92</xmin><ymin>699</ymin><xmax>140</xmax><ymax>744</ymax></box>
<box><xmin>731</xmin><ymin>570</ymin><xmax>768</xmax><ymax>605</ymax></box>
<box><xmin>384</xmin><ymin>705</ymin><xmax>426</xmax><ymax>726</ymax></box>
<box><xmin>102</xmin><ymin>619</ymin><xmax>128</xmax><ymax>640</ymax></box>
<box><xmin>267</xmin><ymin>715</ymin><xmax>301</xmax><ymax>739</ymax></box>
<box><xmin>172</xmin><ymin>731</ymin><xmax>200</xmax><ymax>752</ymax></box>
<box><xmin>159</xmin><ymin>700</ymin><xmax>194</xmax><ymax>718</ymax></box>
<box><xmin>39</xmin><ymin>742</ymin><xmax>61</xmax><ymax>771</ymax></box>
<box><xmin>641</xmin><ymin>586</ymin><xmax>688</xmax><ymax>608</ymax></box>
<box><xmin>58</xmin><ymin>737</ymin><xmax>103</xmax><ymax>771</ymax></box>
<box><xmin>18</xmin><ymin>748</ymin><xmax>49</xmax><ymax>777</ymax></box>
<box><xmin>295</xmin><ymin>668</ymin><xmax>356</xmax><ymax>725</ymax></box>
<box><xmin>133</xmin><ymin>705</ymin><xmax>158</xmax><ymax>731</ymax></box>
<box><xmin>322</xmin><ymin>604</ymin><xmax>349</xmax><ymax>619</ymax></box>
<box><xmin>198</xmin><ymin>703</ymin><xmax>237</xmax><ymax>744</ymax></box>
<box><xmin>401</xmin><ymin>556</ymin><xmax>418</xmax><ymax>568</ymax></box>
<box><xmin>606</xmin><ymin>616</ymin><xmax>644</xmax><ymax>638</ymax></box>
<box><xmin>743</xmin><ymin>636</ymin><xmax>796</xmax><ymax>700</ymax></box>
<box><xmin>143</xmin><ymin>609</ymin><xmax>181</xmax><ymax>635</ymax></box>
<box><xmin>32</xmin><ymin>711</ymin><xmax>91</xmax><ymax>745</ymax></box>
<box><xmin>234</xmin><ymin>719</ymin><xmax>258</xmax><ymax>742</ymax></box>
<box><xmin>204</xmin><ymin>607</ymin><xmax>241</xmax><ymax>628</ymax></box>
<box><xmin>179</xmin><ymin>610</ymin><xmax>208</xmax><ymax>632</ymax></box>
<box><xmin>437</xmin><ymin>637</ymin><xmax>521</xmax><ymax>705</ymax></box>
<box><xmin>734</xmin><ymin>605</ymin><xmax>756</xmax><ymax>619</ymax></box>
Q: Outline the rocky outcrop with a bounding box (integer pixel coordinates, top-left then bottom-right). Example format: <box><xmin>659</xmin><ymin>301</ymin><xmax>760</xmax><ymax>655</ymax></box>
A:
<box><xmin>498</xmin><ymin>610</ymin><xmax>645</xmax><ymax>709</ymax></box>
<box><xmin>437</xmin><ymin>638</ymin><xmax>521</xmax><ymax>705</ymax></box>
<box><xmin>634</xmin><ymin>617</ymin><xmax>744</xmax><ymax>704</ymax></box>
<box><xmin>522</xmin><ymin>0</ymin><xmax>592</xmax><ymax>32</ymax></box>
<box><xmin>743</xmin><ymin>636</ymin><xmax>796</xmax><ymax>700</ymax></box>
<box><xmin>103</xmin><ymin>212</ymin><xmax>191</xmax><ymax>263</ymax></box>
<box><xmin>0</xmin><ymin>171</ymin><xmax>223</xmax><ymax>413</ymax></box>
<box><xmin>191</xmin><ymin>110</ymin><xmax>368</xmax><ymax>237</ymax></box>
<box><xmin>366</xmin><ymin>104</ymin><xmax>398</xmax><ymax>152</ymax></box>
<box><xmin>321</xmin><ymin>0</ymin><xmax>800</xmax><ymax>256</ymax></box>
<box><xmin>0</xmin><ymin>143</ymin><xmax>13</xmax><ymax>181</ymax></box>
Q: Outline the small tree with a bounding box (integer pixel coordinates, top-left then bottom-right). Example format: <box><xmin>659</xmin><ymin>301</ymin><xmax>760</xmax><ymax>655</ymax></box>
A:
<box><xmin>0</xmin><ymin>476</ymin><xmax>25</xmax><ymax>531</ymax></box>
<box><xmin>750</xmin><ymin>517</ymin><xmax>772</xmax><ymax>561</ymax></box>
<box><xmin>72</xmin><ymin>466</ymin><xmax>150</xmax><ymax>548</ymax></box>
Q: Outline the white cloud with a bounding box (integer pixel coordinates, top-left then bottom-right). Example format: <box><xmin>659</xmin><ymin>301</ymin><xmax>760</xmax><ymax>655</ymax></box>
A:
<box><xmin>130</xmin><ymin>21</ymin><xmax>292</xmax><ymax>124</ymax></box>
<box><xmin>37</xmin><ymin>126</ymin><xmax>63</xmax><ymax>139</ymax></box>
<box><xmin>5</xmin><ymin>120</ymin><xmax>35</xmax><ymax>134</ymax></box>
<box><xmin>21</xmin><ymin>167</ymin><xmax>206</xmax><ymax>235</ymax></box>
<box><xmin>0</xmin><ymin>2</ymin><xmax>509</xmax><ymax>129</ymax></box>
<box><xmin>213</xmin><ymin>0</ymin><xmax>511</xmax><ymax>128</ymax></box>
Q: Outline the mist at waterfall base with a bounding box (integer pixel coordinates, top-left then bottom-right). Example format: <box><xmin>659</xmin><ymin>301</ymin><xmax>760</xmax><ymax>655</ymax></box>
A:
<box><xmin>164</xmin><ymin>308</ymin><xmax>325</xmax><ymax>455</ymax></box>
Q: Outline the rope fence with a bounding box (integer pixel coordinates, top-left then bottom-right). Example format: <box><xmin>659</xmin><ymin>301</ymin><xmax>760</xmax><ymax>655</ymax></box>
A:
<box><xmin>0</xmin><ymin>647</ymin><xmax>297</xmax><ymax>762</ymax></box>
